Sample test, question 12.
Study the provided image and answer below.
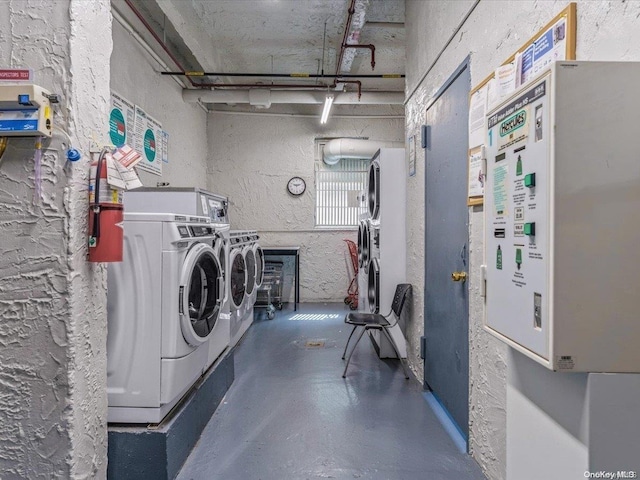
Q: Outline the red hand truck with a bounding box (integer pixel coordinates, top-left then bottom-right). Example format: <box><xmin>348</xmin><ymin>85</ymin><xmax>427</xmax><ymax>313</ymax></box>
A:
<box><xmin>343</xmin><ymin>239</ymin><xmax>359</xmax><ymax>310</ymax></box>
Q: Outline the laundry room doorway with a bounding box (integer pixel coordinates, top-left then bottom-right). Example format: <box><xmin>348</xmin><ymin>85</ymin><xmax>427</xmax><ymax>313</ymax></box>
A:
<box><xmin>423</xmin><ymin>58</ymin><xmax>471</xmax><ymax>446</ymax></box>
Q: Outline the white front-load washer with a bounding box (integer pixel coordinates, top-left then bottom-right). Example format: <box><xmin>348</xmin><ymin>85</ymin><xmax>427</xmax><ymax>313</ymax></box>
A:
<box><xmin>228</xmin><ymin>236</ymin><xmax>247</xmax><ymax>347</ymax></box>
<box><xmin>107</xmin><ymin>213</ymin><xmax>224</xmax><ymax>424</ymax></box>
<box><xmin>228</xmin><ymin>230</ymin><xmax>262</xmax><ymax>347</ymax></box>
<box><xmin>122</xmin><ymin>187</ymin><xmax>232</xmax><ymax>370</ymax></box>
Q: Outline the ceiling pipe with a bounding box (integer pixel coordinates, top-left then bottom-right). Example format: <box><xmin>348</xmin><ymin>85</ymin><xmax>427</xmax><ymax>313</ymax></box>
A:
<box><xmin>160</xmin><ymin>71</ymin><xmax>403</xmax><ymax>79</ymax></box>
<box><xmin>343</xmin><ymin>44</ymin><xmax>375</xmax><ymax>70</ymax></box>
<box><xmin>182</xmin><ymin>89</ymin><xmax>404</xmax><ymax>105</ymax></box>
<box><xmin>192</xmin><ymin>83</ymin><xmax>332</xmax><ymax>90</ymax></box>
<box><xmin>334</xmin><ymin>0</ymin><xmax>357</xmax><ymax>82</ymax></box>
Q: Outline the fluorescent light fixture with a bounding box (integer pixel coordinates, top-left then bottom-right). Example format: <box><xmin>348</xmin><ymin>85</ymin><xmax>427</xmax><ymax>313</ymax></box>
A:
<box><xmin>320</xmin><ymin>95</ymin><xmax>334</xmax><ymax>124</ymax></box>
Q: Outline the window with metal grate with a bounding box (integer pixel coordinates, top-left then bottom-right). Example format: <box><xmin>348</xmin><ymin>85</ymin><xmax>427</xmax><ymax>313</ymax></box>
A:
<box><xmin>314</xmin><ymin>157</ymin><xmax>368</xmax><ymax>228</ymax></box>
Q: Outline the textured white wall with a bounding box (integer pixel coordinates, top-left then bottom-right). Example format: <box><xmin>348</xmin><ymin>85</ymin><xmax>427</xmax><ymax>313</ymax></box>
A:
<box><xmin>405</xmin><ymin>1</ymin><xmax>640</xmax><ymax>479</ymax></box>
<box><xmin>207</xmin><ymin>112</ymin><xmax>403</xmax><ymax>302</ymax></box>
<box><xmin>110</xmin><ymin>20</ymin><xmax>209</xmax><ymax>189</ymax></box>
<box><xmin>0</xmin><ymin>0</ymin><xmax>112</xmax><ymax>478</ymax></box>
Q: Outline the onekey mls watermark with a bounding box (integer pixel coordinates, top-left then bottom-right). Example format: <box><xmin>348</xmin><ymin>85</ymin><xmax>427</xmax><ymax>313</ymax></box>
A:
<box><xmin>584</xmin><ymin>472</ymin><xmax>638</xmax><ymax>479</ymax></box>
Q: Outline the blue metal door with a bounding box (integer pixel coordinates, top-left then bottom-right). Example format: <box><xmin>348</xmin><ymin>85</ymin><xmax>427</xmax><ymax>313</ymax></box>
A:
<box><xmin>424</xmin><ymin>59</ymin><xmax>470</xmax><ymax>443</ymax></box>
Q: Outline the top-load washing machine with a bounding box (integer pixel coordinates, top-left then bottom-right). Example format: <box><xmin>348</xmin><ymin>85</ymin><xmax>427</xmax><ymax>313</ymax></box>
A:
<box><xmin>107</xmin><ymin>213</ymin><xmax>224</xmax><ymax>424</ymax></box>
<box><xmin>228</xmin><ymin>230</ymin><xmax>263</xmax><ymax>347</ymax></box>
<box><xmin>123</xmin><ymin>187</ymin><xmax>231</xmax><ymax>369</ymax></box>
<box><xmin>365</xmin><ymin>148</ymin><xmax>407</xmax><ymax>358</ymax></box>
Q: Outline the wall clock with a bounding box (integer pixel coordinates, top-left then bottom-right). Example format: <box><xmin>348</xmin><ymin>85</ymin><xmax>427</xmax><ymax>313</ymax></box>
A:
<box><xmin>287</xmin><ymin>176</ymin><xmax>306</xmax><ymax>196</ymax></box>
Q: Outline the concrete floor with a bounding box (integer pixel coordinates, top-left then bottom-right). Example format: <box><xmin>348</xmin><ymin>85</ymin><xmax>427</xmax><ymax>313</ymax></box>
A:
<box><xmin>177</xmin><ymin>303</ymin><xmax>486</xmax><ymax>480</ymax></box>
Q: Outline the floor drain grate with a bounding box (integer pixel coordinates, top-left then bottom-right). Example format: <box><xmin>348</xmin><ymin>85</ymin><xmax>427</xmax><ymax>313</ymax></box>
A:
<box><xmin>305</xmin><ymin>340</ymin><xmax>325</xmax><ymax>348</ymax></box>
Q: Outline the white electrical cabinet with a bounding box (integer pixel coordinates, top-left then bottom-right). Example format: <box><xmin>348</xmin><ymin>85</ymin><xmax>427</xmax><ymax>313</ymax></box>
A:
<box><xmin>483</xmin><ymin>61</ymin><xmax>640</xmax><ymax>372</ymax></box>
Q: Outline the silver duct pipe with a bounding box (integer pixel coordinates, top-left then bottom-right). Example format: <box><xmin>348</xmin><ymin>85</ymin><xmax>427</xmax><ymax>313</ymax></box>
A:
<box><xmin>323</xmin><ymin>138</ymin><xmax>403</xmax><ymax>165</ymax></box>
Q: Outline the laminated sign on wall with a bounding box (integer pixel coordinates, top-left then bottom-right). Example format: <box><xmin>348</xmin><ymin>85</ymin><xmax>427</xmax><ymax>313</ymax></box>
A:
<box><xmin>133</xmin><ymin>105</ymin><xmax>163</xmax><ymax>176</ymax></box>
<box><xmin>109</xmin><ymin>92</ymin><xmax>135</xmax><ymax>147</ymax></box>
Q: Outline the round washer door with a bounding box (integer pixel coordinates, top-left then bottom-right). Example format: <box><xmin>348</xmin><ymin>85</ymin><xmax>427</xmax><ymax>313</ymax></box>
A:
<box><xmin>243</xmin><ymin>246</ymin><xmax>257</xmax><ymax>296</ymax></box>
<box><xmin>254</xmin><ymin>245</ymin><xmax>264</xmax><ymax>288</ymax></box>
<box><xmin>229</xmin><ymin>248</ymin><xmax>247</xmax><ymax>310</ymax></box>
<box><xmin>367</xmin><ymin>160</ymin><xmax>380</xmax><ymax>220</ymax></box>
<box><xmin>368</xmin><ymin>257</ymin><xmax>380</xmax><ymax>314</ymax></box>
<box><xmin>179</xmin><ymin>242</ymin><xmax>223</xmax><ymax>346</ymax></box>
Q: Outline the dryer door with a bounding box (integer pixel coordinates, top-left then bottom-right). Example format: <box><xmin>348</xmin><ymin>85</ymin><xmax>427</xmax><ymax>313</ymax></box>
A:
<box><xmin>229</xmin><ymin>248</ymin><xmax>247</xmax><ymax>310</ymax></box>
<box><xmin>254</xmin><ymin>245</ymin><xmax>264</xmax><ymax>288</ymax></box>
<box><xmin>357</xmin><ymin>221</ymin><xmax>366</xmax><ymax>269</ymax></box>
<box><xmin>362</xmin><ymin>221</ymin><xmax>370</xmax><ymax>273</ymax></box>
<box><xmin>368</xmin><ymin>257</ymin><xmax>380</xmax><ymax>314</ymax></box>
<box><xmin>243</xmin><ymin>246</ymin><xmax>257</xmax><ymax>296</ymax></box>
<box><xmin>179</xmin><ymin>243</ymin><xmax>223</xmax><ymax>346</ymax></box>
<box><xmin>367</xmin><ymin>160</ymin><xmax>380</xmax><ymax>220</ymax></box>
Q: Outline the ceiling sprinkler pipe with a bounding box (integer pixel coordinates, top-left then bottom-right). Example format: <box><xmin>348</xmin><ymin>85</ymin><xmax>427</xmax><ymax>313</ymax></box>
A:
<box><xmin>343</xmin><ymin>44</ymin><xmax>375</xmax><ymax>70</ymax></box>
<box><xmin>334</xmin><ymin>0</ymin><xmax>357</xmax><ymax>81</ymax></box>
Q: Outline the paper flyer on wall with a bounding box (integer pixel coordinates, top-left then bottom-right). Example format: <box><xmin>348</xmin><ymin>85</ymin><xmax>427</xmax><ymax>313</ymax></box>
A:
<box><xmin>109</xmin><ymin>92</ymin><xmax>135</xmax><ymax>148</ymax></box>
<box><xmin>517</xmin><ymin>17</ymin><xmax>567</xmax><ymax>86</ymax></box>
<box><xmin>468</xmin><ymin>146</ymin><xmax>485</xmax><ymax>200</ymax></box>
<box><xmin>106</xmin><ymin>145</ymin><xmax>143</xmax><ymax>191</ymax></box>
<box><xmin>161</xmin><ymin>131</ymin><xmax>169</xmax><ymax>163</ymax></box>
<box><xmin>469</xmin><ymin>85</ymin><xmax>488</xmax><ymax>149</ymax></box>
<box><xmin>133</xmin><ymin>105</ymin><xmax>147</xmax><ymax>156</ymax></box>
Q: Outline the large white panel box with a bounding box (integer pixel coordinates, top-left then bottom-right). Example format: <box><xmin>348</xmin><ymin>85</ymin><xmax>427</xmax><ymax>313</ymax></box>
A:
<box><xmin>483</xmin><ymin>61</ymin><xmax>640</xmax><ymax>372</ymax></box>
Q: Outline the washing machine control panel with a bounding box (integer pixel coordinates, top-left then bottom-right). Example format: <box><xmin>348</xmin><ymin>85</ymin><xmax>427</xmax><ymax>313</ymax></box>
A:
<box><xmin>177</xmin><ymin>226</ymin><xmax>190</xmax><ymax>238</ymax></box>
<box><xmin>189</xmin><ymin>225</ymin><xmax>213</xmax><ymax>237</ymax></box>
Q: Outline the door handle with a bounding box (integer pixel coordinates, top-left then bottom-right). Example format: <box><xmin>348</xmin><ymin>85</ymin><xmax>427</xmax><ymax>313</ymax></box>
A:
<box><xmin>451</xmin><ymin>271</ymin><xmax>467</xmax><ymax>282</ymax></box>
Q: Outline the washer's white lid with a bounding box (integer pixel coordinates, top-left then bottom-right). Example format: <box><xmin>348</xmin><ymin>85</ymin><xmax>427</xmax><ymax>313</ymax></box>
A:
<box><xmin>123</xmin><ymin>212</ymin><xmax>210</xmax><ymax>224</ymax></box>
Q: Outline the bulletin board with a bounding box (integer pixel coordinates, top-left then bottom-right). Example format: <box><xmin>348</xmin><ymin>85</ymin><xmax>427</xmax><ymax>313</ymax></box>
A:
<box><xmin>466</xmin><ymin>2</ymin><xmax>576</xmax><ymax>206</ymax></box>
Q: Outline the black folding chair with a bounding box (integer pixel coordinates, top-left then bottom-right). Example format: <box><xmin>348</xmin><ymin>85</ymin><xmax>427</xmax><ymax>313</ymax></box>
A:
<box><xmin>341</xmin><ymin>283</ymin><xmax>412</xmax><ymax>379</ymax></box>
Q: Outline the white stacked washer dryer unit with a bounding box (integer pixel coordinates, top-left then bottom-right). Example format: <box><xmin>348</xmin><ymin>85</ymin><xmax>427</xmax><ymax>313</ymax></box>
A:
<box><xmin>123</xmin><ymin>188</ymin><xmax>231</xmax><ymax>369</ymax></box>
<box><xmin>366</xmin><ymin>148</ymin><xmax>407</xmax><ymax>358</ymax></box>
<box><xmin>107</xmin><ymin>213</ymin><xmax>225</xmax><ymax>424</ymax></box>
<box><xmin>228</xmin><ymin>230</ymin><xmax>263</xmax><ymax>347</ymax></box>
